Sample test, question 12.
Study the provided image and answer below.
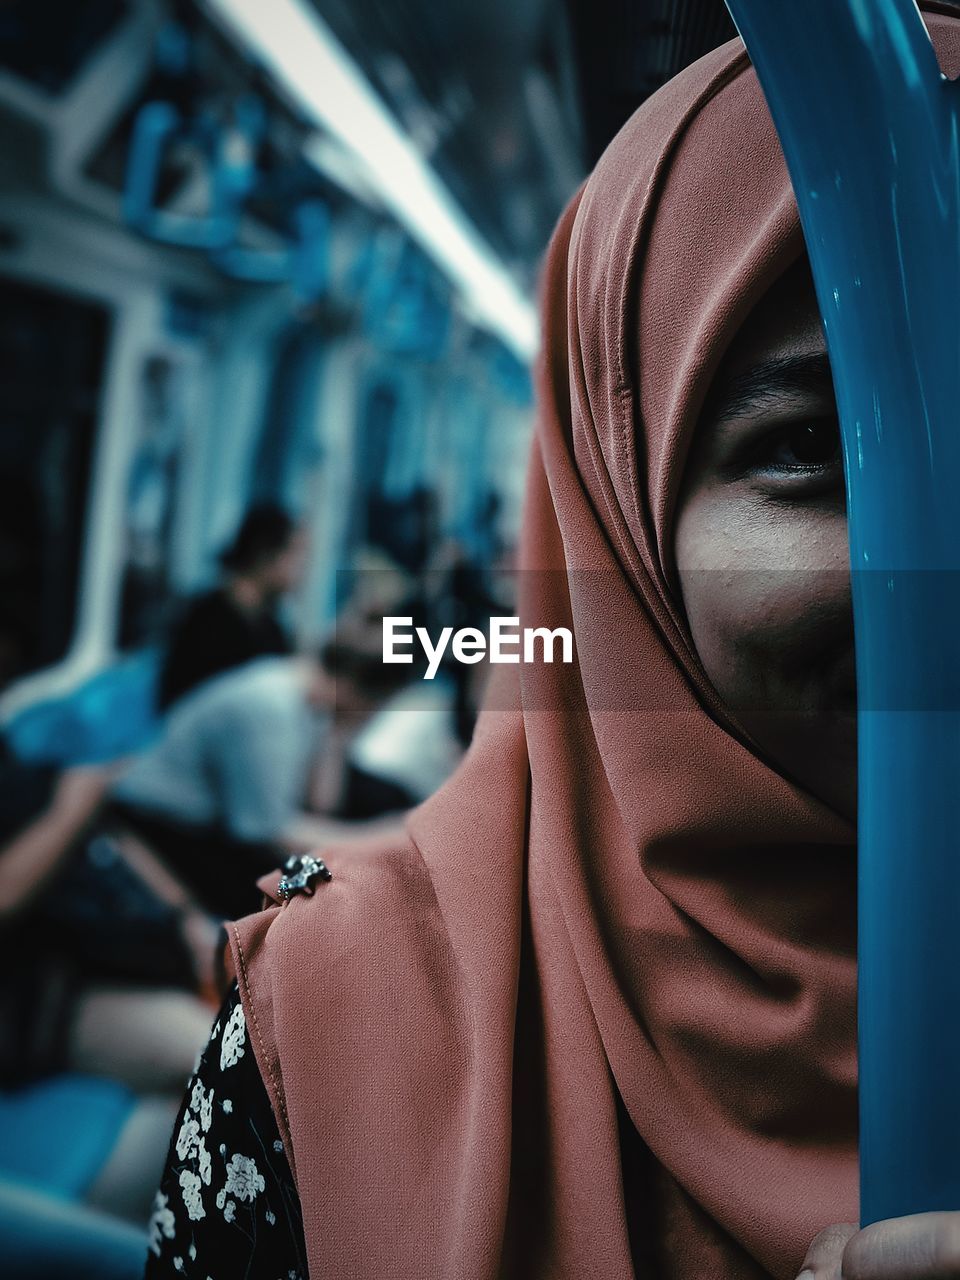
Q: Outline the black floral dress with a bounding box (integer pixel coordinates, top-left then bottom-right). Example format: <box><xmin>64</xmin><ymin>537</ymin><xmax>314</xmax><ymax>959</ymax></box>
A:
<box><xmin>144</xmin><ymin>985</ymin><xmax>307</xmax><ymax>1278</ymax></box>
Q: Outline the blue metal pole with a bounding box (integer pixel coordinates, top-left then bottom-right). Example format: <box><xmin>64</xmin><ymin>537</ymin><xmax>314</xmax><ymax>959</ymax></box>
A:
<box><xmin>724</xmin><ymin>0</ymin><xmax>960</xmax><ymax>1225</ymax></box>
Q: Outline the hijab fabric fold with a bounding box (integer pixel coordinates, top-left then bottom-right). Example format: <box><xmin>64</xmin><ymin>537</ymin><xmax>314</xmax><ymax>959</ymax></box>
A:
<box><xmin>230</xmin><ymin>14</ymin><xmax>960</xmax><ymax>1277</ymax></box>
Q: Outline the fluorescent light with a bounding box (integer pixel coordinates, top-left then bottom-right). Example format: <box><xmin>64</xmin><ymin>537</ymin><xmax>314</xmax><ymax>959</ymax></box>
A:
<box><xmin>204</xmin><ymin>0</ymin><xmax>540</xmax><ymax>360</ymax></box>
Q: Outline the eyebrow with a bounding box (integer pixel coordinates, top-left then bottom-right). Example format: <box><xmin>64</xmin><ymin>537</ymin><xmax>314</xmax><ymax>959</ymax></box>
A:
<box><xmin>705</xmin><ymin>352</ymin><xmax>835</xmax><ymax>425</ymax></box>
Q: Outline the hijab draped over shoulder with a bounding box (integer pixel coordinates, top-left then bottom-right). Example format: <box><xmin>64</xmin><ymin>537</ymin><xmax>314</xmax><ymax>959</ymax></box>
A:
<box><xmin>230</xmin><ymin>12</ymin><xmax>960</xmax><ymax>1278</ymax></box>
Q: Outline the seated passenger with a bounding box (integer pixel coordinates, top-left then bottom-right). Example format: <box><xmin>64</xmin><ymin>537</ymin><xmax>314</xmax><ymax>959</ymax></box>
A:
<box><xmin>113</xmin><ymin>647</ymin><xmax>412</xmax><ymax>918</ymax></box>
<box><xmin>0</xmin><ymin>738</ymin><xmax>212</xmax><ymax>1236</ymax></box>
<box><xmin>114</xmin><ymin>655</ymin><xmax>323</xmax><ymax>918</ymax></box>
<box><xmin>158</xmin><ymin>504</ymin><xmax>304</xmax><ymax>711</ymax></box>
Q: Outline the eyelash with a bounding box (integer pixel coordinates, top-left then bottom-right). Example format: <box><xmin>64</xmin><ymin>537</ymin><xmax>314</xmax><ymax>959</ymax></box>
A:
<box><xmin>735</xmin><ymin>417</ymin><xmax>845</xmax><ymax>492</ymax></box>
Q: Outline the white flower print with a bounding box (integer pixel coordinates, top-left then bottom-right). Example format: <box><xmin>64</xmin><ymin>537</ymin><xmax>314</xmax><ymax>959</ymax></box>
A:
<box><xmin>224</xmin><ymin>1152</ymin><xmax>265</xmax><ymax>1203</ymax></box>
<box><xmin>222</xmin><ymin>1098</ymin><xmax>233</xmax><ymax>1114</ymax></box>
<box><xmin>197</xmin><ymin>1138</ymin><xmax>212</xmax><ymax>1186</ymax></box>
<box><xmin>173</xmin><ymin>1257</ymin><xmax>184</xmax><ymax>1272</ymax></box>
<box><xmin>147</xmin><ymin>1191</ymin><xmax>176</xmax><ymax>1256</ymax></box>
<box><xmin>188</xmin><ymin>1243</ymin><xmax>197</xmax><ymax>1261</ymax></box>
<box><xmin>265</xmin><ymin>1209</ymin><xmax>276</xmax><ymax>1225</ymax></box>
<box><xmin>190</xmin><ymin>1079</ymin><xmax>215</xmax><ymax>1131</ymax></box>
<box><xmin>219</xmin><ymin>1003</ymin><xmax>246</xmax><ymax>1070</ymax></box>
<box><xmin>273</xmin><ymin>1139</ymin><xmax>284</xmax><ymax>1154</ymax></box>
<box><xmin>175</xmin><ymin>1114</ymin><xmax>200</xmax><ymax>1162</ymax></box>
<box><xmin>219</xmin><ymin>1143</ymin><xmax>227</xmax><ymax>1156</ymax></box>
<box><xmin>179</xmin><ymin>1169</ymin><xmax>206</xmax><ymax>1222</ymax></box>
<box><xmin>223</xmin><ymin>1199</ymin><xmax>236</xmax><ymax>1223</ymax></box>
<box><xmin>190</xmin><ymin>1079</ymin><xmax>205</xmax><ymax>1115</ymax></box>
<box><xmin>216</xmin><ymin>1188</ymin><xmax>226</xmax><ymax>1210</ymax></box>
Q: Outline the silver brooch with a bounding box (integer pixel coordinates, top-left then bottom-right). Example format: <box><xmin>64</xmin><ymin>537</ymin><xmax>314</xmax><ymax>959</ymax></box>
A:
<box><xmin>277</xmin><ymin>853</ymin><xmax>332</xmax><ymax>901</ymax></box>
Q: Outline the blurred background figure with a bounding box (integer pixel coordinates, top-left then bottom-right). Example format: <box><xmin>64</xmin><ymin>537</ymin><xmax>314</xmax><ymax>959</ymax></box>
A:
<box><xmin>111</xmin><ymin>639</ymin><xmax>413</xmax><ymax>918</ymax></box>
<box><xmin>0</xmin><ymin>0</ymin><xmax>741</xmax><ymax>1271</ymax></box>
<box><xmin>0</xmin><ymin>626</ymin><xmax>214</xmax><ymax>1277</ymax></box>
<box><xmin>158</xmin><ymin>502</ymin><xmax>304</xmax><ymax>710</ymax></box>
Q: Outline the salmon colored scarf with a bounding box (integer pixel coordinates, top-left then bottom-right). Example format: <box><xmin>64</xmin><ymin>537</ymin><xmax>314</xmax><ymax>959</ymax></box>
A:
<box><xmin>230</xmin><ymin>13</ymin><xmax>960</xmax><ymax>1278</ymax></box>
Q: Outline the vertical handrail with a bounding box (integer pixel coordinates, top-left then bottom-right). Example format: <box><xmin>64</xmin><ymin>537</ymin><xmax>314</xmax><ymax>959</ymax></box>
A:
<box><xmin>725</xmin><ymin>0</ymin><xmax>960</xmax><ymax>1225</ymax></box>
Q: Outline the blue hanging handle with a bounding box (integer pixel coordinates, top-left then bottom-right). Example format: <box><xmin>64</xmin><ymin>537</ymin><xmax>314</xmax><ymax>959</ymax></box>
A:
<box><xmin>724</xmin><ymin>0</ymin><xmax>960</xmax><ymax>1225</ymax></box>
<box><xmin>123</xmin><ymin>97</ymin><xmax>262</xmax><ymax>251</ymax></box>
<box><xmin>211</xmin><ymin>199</ymin><xmax>330</xmax><ymax>300</ymax></box>
<box><xmin>126</xmin><ymin>95</ymin><xmax>330</xmax><ymax>301</ymax></box>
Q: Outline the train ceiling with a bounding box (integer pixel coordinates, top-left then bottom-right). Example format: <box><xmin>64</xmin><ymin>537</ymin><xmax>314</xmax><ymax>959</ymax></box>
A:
<box><xmin>10</xmin><ymin>0</ymin><xmax>910</xmax><ymax>314</ymax></box>
<box><xmin>303</xmin><ymin>0</ymin><xmax>746</xmax><ymax>279</ymax></box>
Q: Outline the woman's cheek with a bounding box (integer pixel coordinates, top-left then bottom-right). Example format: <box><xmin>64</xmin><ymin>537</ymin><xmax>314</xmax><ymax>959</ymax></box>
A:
<box><xmin>677</xmin><ymin>495</ymin><xmax>852</xmax><ymax>714</ymax></box>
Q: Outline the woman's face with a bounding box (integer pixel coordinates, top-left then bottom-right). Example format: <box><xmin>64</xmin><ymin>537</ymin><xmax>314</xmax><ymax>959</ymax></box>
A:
<box><xmin>674</xmin><ymin>260</ymin><xmax>856</xmax><ymax>819</ymax></box>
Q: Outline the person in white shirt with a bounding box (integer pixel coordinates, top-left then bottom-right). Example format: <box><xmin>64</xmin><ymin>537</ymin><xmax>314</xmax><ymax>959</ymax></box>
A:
<box><xmin>111</xmin><ymin>648</ymin><xmax>413</xmax><ymax>917</ymax></box>
<box><xmin>117</xmin><ymin>657</ymin><xmax>322</xmax><ymax>846</ymax></box>
<box><xmin>112</xmin><ymin>656</ymin><xmax>328</xmax><ymax>917</ymax></box>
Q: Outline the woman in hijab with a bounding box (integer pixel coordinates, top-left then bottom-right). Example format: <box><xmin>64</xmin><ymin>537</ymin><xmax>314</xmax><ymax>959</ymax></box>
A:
<box><xmin>146</xmin><ymin>7</ymin><xmax>960</xmax><ymax>1278</ymax></box>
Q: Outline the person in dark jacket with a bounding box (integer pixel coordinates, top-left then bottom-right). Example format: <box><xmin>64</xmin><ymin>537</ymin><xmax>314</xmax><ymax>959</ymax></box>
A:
<box><xmin>158</xmin><ymin>505</ymin><xmax>305</xmax><ymax>711</ymax></box>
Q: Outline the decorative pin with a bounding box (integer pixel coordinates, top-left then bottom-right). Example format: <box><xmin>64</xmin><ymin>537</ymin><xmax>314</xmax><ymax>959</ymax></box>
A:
<box><xmin>277</xmin><ymin>853</ymin><xmax>332</xmax><ymax>901</ymax></box>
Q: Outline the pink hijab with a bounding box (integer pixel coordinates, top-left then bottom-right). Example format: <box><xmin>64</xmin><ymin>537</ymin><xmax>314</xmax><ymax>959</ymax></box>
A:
<box><xmin>230</xmin><ymin>12</ymin><xmax>960</xmax><ymax>1278</ymax></box>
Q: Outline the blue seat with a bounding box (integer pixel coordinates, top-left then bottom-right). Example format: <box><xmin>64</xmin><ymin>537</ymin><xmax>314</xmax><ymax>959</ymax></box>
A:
<box><xmin>0</xmin><ymin>1176</ymin><xmax>146</xmax><ymax>1280</ymax></box>
<box><xmin>0</xmin><ymin>1075</ymin><xmax>136</xmax><ymax>1200</ymax></box>
<box><xmin>6</xmin><ymin>650</ymin><xmax>163</xmax><ymax>766</ymax></box>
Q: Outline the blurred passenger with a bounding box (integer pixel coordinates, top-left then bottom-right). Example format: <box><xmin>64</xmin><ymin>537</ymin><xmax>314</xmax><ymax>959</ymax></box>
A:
<box><xmin>349</xmin><ymin>544</ymin><xmax>417</xmax><ymax>624</ymax></box>
<box><xmin>158</xmin><ymin>503</ymin><xmax>304</xmax><ymax>711</ymax></box>
<box><xmin>113</xmin><ymin>646</ymin><xmax>412</xmax><ymax>918</ymax></box>
<box><xmin>0</xmin><ymin>739</ymin><xmax>212</xmax><ymax>1237</ymax></box>
<box><xmin>365</xmin><ymin>486</ymin><xmax>439</xmax><ymax>576</ymax></box>
<box><xmin>115</xmin><ymin>656</ymin><xmax>321</xmax><ymax>918</ymax></box>
<box><xmin>0</xmin><ymin>748</ymin><xmax>212</xmax><ymax>1091</ymax></box>
<box><xmin>348</xmin><ymin>677</ymin><xmax>464</xmax><ymax>805</ymax></box>
<box><xmin>303</xmin><ymin>641</ymin><xmax>418</xmax><ymax>824</ymax></box>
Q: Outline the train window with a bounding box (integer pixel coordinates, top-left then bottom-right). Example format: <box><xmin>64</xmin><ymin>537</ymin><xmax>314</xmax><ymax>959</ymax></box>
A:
<box><xmin>0</xmin><ymin>277</ymin><xmax>108</xmax><ymax>683</ymax></box>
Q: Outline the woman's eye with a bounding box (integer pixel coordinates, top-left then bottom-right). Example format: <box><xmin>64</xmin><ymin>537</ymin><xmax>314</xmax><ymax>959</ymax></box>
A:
<box><xmin>719</xmin><ymin>414</ymin><xmax>846</xmax><ymax>498</ymax></box>
<box><xmin>768</xmin><ymin>419</ymin><xmax>842</xmax><ymax>469</ymax></box>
